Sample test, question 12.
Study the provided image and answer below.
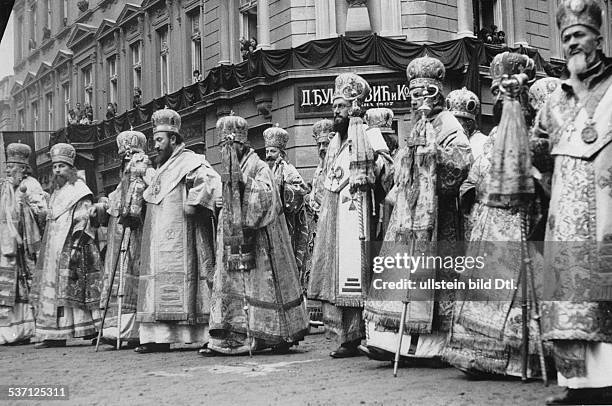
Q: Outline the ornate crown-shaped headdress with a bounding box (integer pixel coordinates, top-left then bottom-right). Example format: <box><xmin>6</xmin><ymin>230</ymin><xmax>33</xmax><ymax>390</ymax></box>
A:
<box><xmin>263</xmin><ymin>124</ymin><xmax>289</xmax><ymax>150</ymax></box>
<box><xmin>529</xmin><ymin>77</ymin><xmax>561</xmax><ymax>112</ymax></box>
<box><xmin>6</xmin><ymin>143</ymin><xmax>31</xmax><ymax>165</ymax></box>
<box><xmin>312</xmin><ymin>119</ymin><xmax>334</xmax><ymax>143</ymax></box>
<box><xmin>490</xmin><ymin>52</ymin><xmax>536</xmax><ymax>90</ymax></box>
<box><xmin>50</xmin><ymin>142</ymin><xmax>76</xmax><ymax>166</ymax></box>
<box><xmin>216</xmin><ymin>113</ymin><xmax>249</xmax><ymax>144</ymax></box>
<box><xmin>152</xmin><ymin>107</ymin><xmax>181</xmax><ymax>134</ymax></box>
<box><xmin>332</xmin><ymin>73</ymin><xmax>371</xmax><ymax>106</ymax></box>
<box><xmin>446</xmin><ymin>87</ymin><xmax>480</xmax><ymax>121</ymax></box>
<box><xmin>116</xmin><ymin>130</ymin><xmax>147</xmax><ymax>155</ymax></box>
<box><xmin>556</xmin><ymin>0</ymin><xmax>602</xmax><ymax>34</ymax></box>
<box><xmin>406</xmin><ymin>56</ymin><xmax>446</xmax><ymax>90</ymax></box>
<box><xmin>365</xmin><ymin>108</ymin><xmax>394</xmax><ymax>133</ymax></box>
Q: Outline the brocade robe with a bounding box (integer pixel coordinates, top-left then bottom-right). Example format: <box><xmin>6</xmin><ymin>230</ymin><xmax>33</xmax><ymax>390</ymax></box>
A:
<box><xmin>271</xmin><ymin>159</ymin><xmax>309</xmax><ymax>284</ymax></box>
<box><xmin>32</xmin><ymin>179</ymin><xmax>102</xmax><ymax>340</ymax></box>
<box><xmin>209</xmin><ymin>150</ymin><xmax>308</xmax><ymax>352</ymax></box>
<box><xmin>534</xmin><ymin>58</ymin><xmax>612</xmax><ymax>385</ymax></box>
<box><xmin>99</xmin><ymin>156</ymin><xmax>155</xmax><ymax>342</ymax></box>
<box><xmin>0</xmin><ymin>176</ymin><xmax>46</xmax><ymax>344</ymax></box>
<box><xmin>137</xmin><ymin>144</ymin><xmax>220</xmax><ymax>343</ymax></box>
<box><xmin>363</xmin><ymin>110</ymin><xmax>471</xmax><ymax>357</ymax></box>
<box><xmin>443</xmin><ymin>132</ymin><xmax>546</xmax><ymax>377</ymax></box>
<box><xmin>308</xmin><ymin>125</ymin><xmax>393</xmax><ymax>345</ymax></box>
<box><xmin>309</xmin><ymin>126</ymin><xmax>393</xmax><ymax>308</ymax></box>
<box><xmin>302</xmin><ymin>164</ymin><xmax>326</xmax><ymax>293</ymax></box>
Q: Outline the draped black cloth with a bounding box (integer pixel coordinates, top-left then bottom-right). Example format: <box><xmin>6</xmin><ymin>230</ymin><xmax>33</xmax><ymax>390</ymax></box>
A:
<box><xmin>50</xmin><ymin>34</ymin><xmax>564</xmax><ymax>146</ymax></box>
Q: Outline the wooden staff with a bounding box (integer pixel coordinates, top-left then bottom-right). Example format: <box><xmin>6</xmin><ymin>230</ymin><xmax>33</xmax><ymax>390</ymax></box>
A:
<box><xmin>116</xmin><ymin>227</ymin><xmax>132</xmax><ymax>350</ymax></box>
<box><xmin>95</xmin><ymin>226</ymin><xmax>127</xmax><ymax>352</ymax></box>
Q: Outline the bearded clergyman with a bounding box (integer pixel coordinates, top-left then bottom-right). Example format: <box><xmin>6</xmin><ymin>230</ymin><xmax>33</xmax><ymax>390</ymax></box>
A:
<box><xmin>31</xmin><ymin>143</ymin><xmax>102</xmax><ymax>348</ymax></box>
<box><xmin>533</xmin><ymin>1</ymin><xmax>612</xmax><ymax>404</ymax></box>
<box><xmin>0</xmin><ymin>143</ymin><xmax>46</xmax><ymax>345</ymax></box>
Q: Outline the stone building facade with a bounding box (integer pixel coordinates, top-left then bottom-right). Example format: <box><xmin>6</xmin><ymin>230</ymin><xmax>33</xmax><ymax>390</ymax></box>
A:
<box><xmin>6</xmin><ymin>0</ymin><xmax>612</xmax><ymax>194</ymax></box>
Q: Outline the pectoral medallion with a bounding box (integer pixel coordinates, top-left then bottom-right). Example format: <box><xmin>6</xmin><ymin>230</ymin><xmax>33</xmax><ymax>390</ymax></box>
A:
<box><xmin>581</xmin><ymin>119</ymin><xmax>598</xmax><ymax>144</ymax></box>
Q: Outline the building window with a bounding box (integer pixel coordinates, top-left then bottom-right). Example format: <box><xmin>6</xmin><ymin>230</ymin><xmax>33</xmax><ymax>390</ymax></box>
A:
<box><xmin>131</xmin><ymin>41</ymin><xmax>142</xmax><ymax>91</ymax></box>
<box><xmin>190</xmin><ymin>11</ymin><xmax>202</xmax><ymax>77</ymax></box>
<box><xmin>62</xmin><ymin>82</ymin><xmax>70</xmax><ymax>124</ymax></box>
<box><xmin>239</xmin><ymin>0</ymin><xmax>258</xmax><ymax>44</ymax></box>
<box><xmin>46</xmin><ymin>93</ymin><xmax>54</xmax><ymax>131</ymax></box>
<box><xmin>17</xmin><ymin>109</ymin><xmax>24</xmax><ymax>131</ymax></box>
<box><xmin>158</xmin><ymin>27</ymin><xmax>169</xmax><ymax>95</ymax></box>
<box><xmin>108</xmin><ymin>55</ymin><xmax>118</xmax><ymax>104</ymax></box>
<box><xmin>31</xmin><ymin>102</ymin><xmax>39</xmax><ymax>132</ymax></box>
<box><xmin>474</xmin><ymin>0</ymin><xmax>505</xmax><ymax>44</ymax></box>
<box><xmin>82</xmin><ymin>65</ymin><xmax>93</xmax><ymax>105</ymax></box>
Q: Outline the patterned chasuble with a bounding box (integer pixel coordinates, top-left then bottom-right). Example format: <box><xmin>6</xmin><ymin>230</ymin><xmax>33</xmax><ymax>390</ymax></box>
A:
<box><xmin>0</xmin><ymin>176</ymin><xmax>45</xmax><ymax>309</ymax></box>
<box><xmin>308</xmin><ymin>126</ymin><xmax>392</xmax><ymax>307</ymax></box>
<box><xmin>99</xmin><ymin>182</ymin><xmax>144</xmax><ymax>317</ymax></box>
<box><xmin>535</xmin><ymin>67</ymin><xmax>612</xmax><ymax>378</ymax></box>
<box><xmin>138</xmin><ymin>144</ymin><xmax>220</xmax><ymax>324</ymax></box>
<box><xmin>363</xmin><ymin>110</ymin><xmax>471</xmax><ymax>334</ymax></box>
<box><xmin>31</xmin><ymin>180</ymin><xmax>101</xmax><ymax>312</ymax></box>
<box><xmin>209</xmin><ymin>150</ymin><xmax>309</xmax><ymax>344</ymax></box>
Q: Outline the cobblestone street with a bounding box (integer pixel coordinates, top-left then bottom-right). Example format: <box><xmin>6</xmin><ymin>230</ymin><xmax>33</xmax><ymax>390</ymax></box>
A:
<box><xmin>2</xmin><ymin>331</ymin><xmax>560</xmax><ymax>406</ymax></box>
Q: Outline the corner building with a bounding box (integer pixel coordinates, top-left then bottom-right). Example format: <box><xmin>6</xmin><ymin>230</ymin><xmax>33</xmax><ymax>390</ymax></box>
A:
<box><xmin>7</xmin><ymin>0</ymin><xmax>612</xmax><ymax>193</ymax></box>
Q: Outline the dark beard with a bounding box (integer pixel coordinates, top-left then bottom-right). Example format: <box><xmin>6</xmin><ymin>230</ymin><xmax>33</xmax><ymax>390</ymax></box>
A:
<box><xmin>333</xmin><ymin>116</ymin><xmax>349</xmax><ymax>135</ymax></box>
<box><xmin>155</xmin><ymin>146</ymin><xmax>172</xmax><ymax>167</ymax></box>
<box><xmin>51</xmin><ymin>174</ymin><xmax>68</xmax><ymax>190</ymax></box>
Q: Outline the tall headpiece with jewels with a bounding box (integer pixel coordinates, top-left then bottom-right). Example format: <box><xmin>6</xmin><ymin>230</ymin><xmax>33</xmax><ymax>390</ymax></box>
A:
<box><xmin>116</xmin><ymin>130</ymin><xmax>147</xmax><ymax>156</ymax></box>
<box><xmin>312</xmin><ymin>119</ymin><xmax>334</xmax><ymax>143</ymax></box>
<box><xmin>446</xmin><ymin>87</ymin><xmax>480</xmax><ymax>121</ymax></box>
<box><xmin>50</xmin><ymin>143</ymin><xmax>76</xmax><ymax>166</ymax></box>
<box><xmin>216</xmin><ymin>113</ymin><xmax>249</xmax><ymax>144</ymax></box>
<box><xmin>406</xmin><ymin>56</ymin><xmax>446</xmax><ymax>90</ymax></box>
<box><xmin>365</xmin><ymin>108</ymin><xmax>394</xmax><ymax>134</ymax></box>
<box><xmin>528</xmin><ymin>77</ymin><xmax>561</xmax><ymax>112</ymax></box>
<box><xmin>490</xmin><ymin>52</ymin><xmax>536</xmax><ymax>92</ymax></box>
<box><xmin>6</xmin><ymin>143</ymin><xmax>31</xmax><ymax>165</ymax></box>
<box><xmin>556</xmin><ymin>0</ymin><xmax>602</xmax><ymax>35</ymax></box>
<box><xmin>263</xmin><ymin>124</ymin><xmax>289</xmax><ymax>151</ymax></box>
<box><xmin>332</xmin><ymin>73</ymin><xmax>371</xmax><ymax>108</ymax></box>
<box><xmin>151</xmin><ymin>108</ymin><xmax>181</xmax><ymax>134</ymax></box>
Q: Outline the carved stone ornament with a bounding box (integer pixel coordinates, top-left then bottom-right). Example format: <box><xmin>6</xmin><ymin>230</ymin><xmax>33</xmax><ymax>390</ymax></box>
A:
<box><xmin>77</xmin><ymin>0</ymin><xmax>89</xmax><ymax>12</ymax></box>
<box><xmin>254</xmin><ymin>88</ymin><xmax>273</xmax><ymax>119</ymax></box>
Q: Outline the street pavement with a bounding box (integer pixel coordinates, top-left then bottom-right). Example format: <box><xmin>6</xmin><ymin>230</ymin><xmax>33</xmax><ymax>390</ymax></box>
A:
<box><xmin>2</xmin><ymin>330</ymin><xmax>560</xmax><ymax>406</ymax></box>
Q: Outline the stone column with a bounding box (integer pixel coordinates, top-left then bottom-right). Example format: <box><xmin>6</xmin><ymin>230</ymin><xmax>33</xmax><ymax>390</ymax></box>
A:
<box><xmin>512</xmin><ymin>0</ymin><xmax>529</xmax><ymax>46</ymax></box>
<box><xmin>257</xmin><ymin>0</ymin><xmax>271</xmax><ymax>49</ymax></box>
<box><xmin>335</xmin><ymin>0</ymin><xmax>349</xmax><ymax>36</ymax></box>
<box><xmin>218</xmin><ymin>0</ymin><xmax>231</xmax><ymax>64</ymax></box>
<box><xmin>457</xmin><ymin>0</ymin><xmax>475</xmax><ymax>37</ymax></box>
<box><xmin>314</xmin><ymin>0</ymin><xmax>337</xmax><ymax>38</ymax></box>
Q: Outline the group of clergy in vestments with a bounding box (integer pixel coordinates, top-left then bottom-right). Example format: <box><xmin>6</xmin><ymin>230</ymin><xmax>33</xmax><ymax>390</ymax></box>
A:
<box><xmin>1</xmin><ymin>0</ymin><xmax>612</xmax><ymax>403</ymax></box>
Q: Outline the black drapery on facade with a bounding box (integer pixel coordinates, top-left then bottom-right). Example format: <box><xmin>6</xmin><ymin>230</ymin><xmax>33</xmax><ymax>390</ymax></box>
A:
<box><xmin>49</xmin><ymin>34</ymin><xmax>565</xmax><ymax>146</ymax></box>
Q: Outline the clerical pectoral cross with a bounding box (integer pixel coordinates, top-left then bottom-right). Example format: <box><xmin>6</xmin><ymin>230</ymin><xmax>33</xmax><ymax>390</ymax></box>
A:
<box><xmin>342</xmin><ymin>193</ymin><xmax>359</xmax><ymax>211</ymax></box>
<box><xmin>598</xmin><ymin>167</ymin><xmax>612</xmax><ymax>197</ymax></box>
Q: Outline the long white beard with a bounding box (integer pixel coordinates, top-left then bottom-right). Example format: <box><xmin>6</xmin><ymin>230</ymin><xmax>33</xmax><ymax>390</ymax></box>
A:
<box><xmin>567</xmin><ymin>52</ymin><xmax>588</xmax><ymax>77</ymax></box>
